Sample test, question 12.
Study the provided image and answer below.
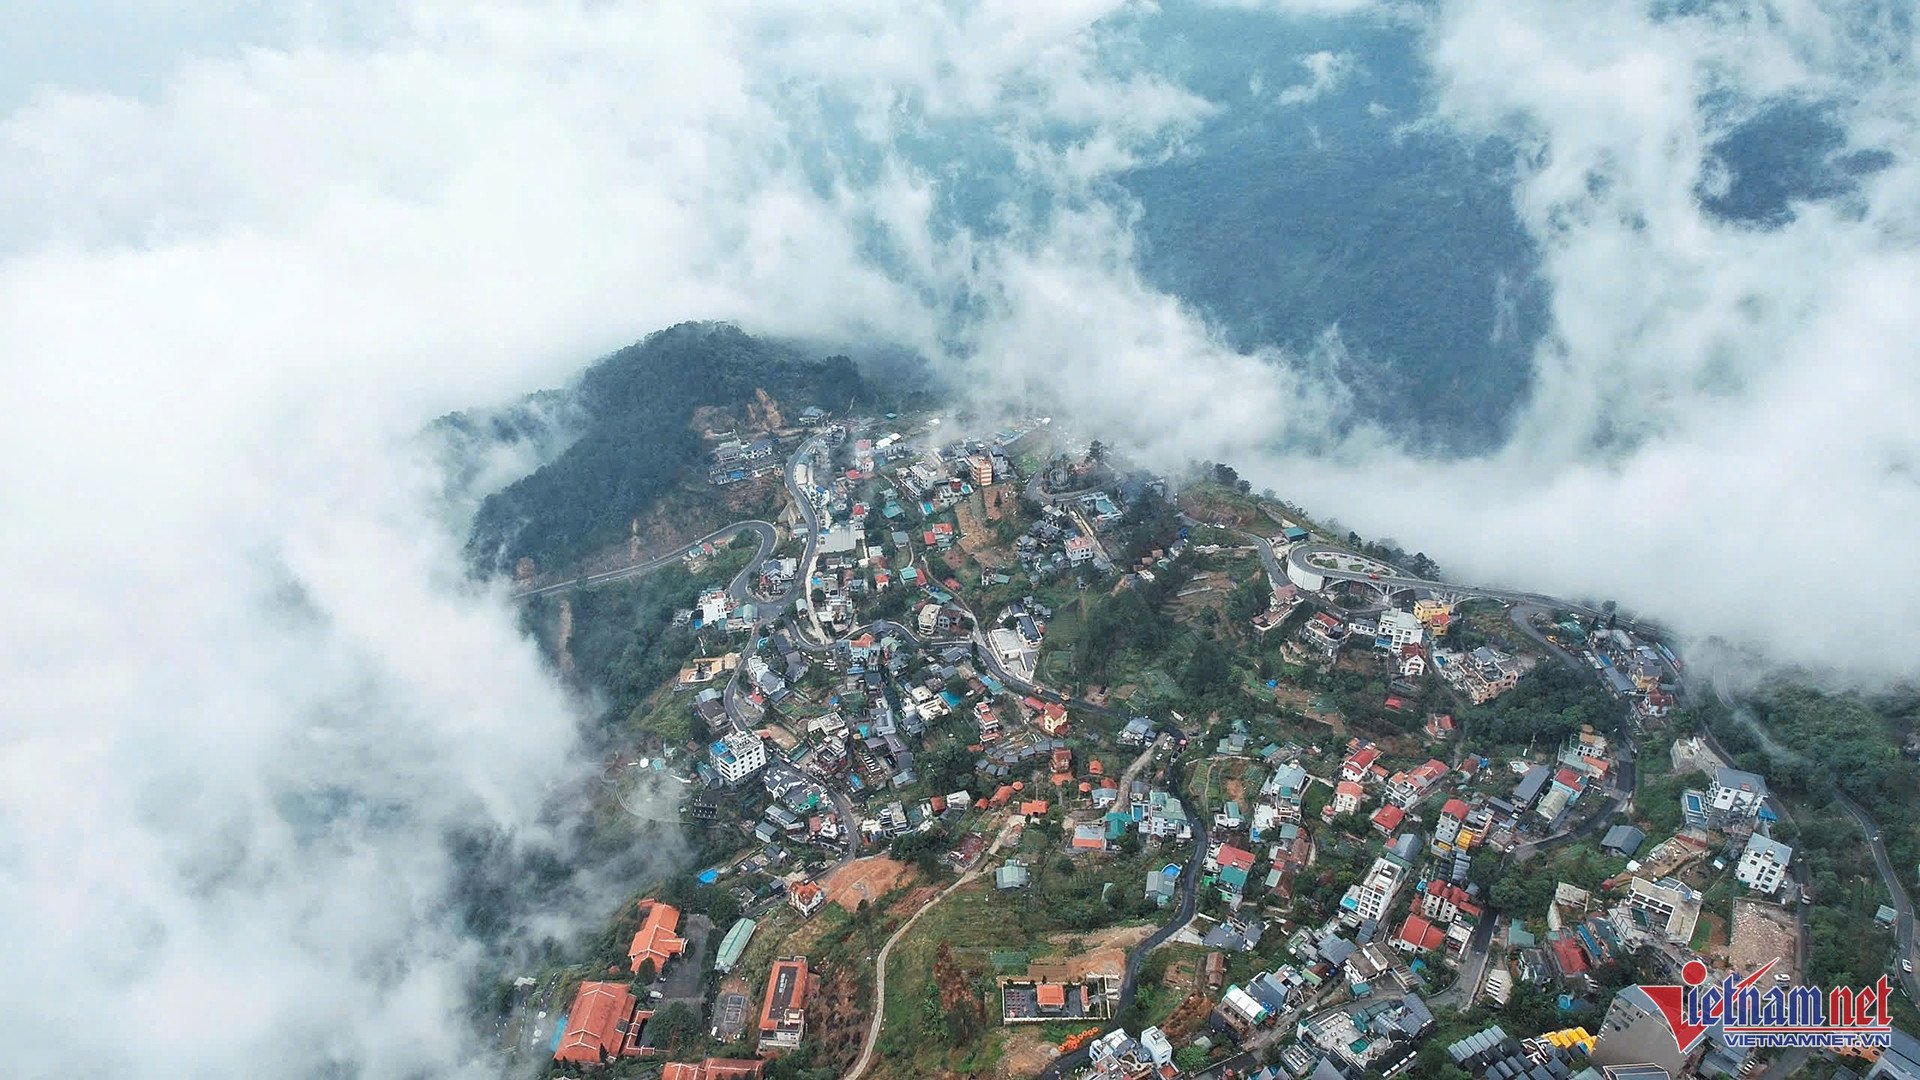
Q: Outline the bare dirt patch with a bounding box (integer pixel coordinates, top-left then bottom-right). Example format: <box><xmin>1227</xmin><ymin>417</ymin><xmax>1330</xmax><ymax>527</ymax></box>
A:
<box><xmin>955</xmin><ymin>495</ymin><xmax>1013</xmax><ymax>570</ymax></box>
<box><xmin>1041</xmin><ymin>924</ymin><xmax>1155</xmax><ymax>981</ymax></box>
<box><xmin>1000</xmin><ymin>1031</ymin><xmax>1061</xmax><ymax>1078</ymax></box>
<box><xmin>822</xmin><ymin>857</ymin><xmax>918</xmax><ymax>913</ymax></box>
<box><xmin>1728</xmin><ymin>899</ymin><xmax>1800</xmax><ymax>981</ymax></box>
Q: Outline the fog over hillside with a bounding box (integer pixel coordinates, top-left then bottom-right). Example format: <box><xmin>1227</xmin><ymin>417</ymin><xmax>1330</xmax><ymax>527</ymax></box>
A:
<box><xmin>1</xmin><ymin>1</ymin><xmax>1915</xmax><ymax>1076</ymax></box>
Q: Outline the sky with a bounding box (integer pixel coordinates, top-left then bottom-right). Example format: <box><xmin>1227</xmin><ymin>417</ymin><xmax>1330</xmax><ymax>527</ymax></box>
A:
<box><xmin>1</xmin><ymin>1</ymin><xmax>1915</xmax><ymax>1076</ymax></box>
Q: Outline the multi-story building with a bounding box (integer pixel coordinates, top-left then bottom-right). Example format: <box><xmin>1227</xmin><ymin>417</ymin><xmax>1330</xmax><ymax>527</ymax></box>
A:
<box><xmin>758</xmin><ymin>957</ymin><xmax>816</xmax><ymax>1051</ymax></box>
<box><xmin>1735</xmin><ymin>833</ymin><xmax>1793</xmax><ymax>895</ymax></box>
<box><xmin>1375</xmin><ymin>609</ymin><xmax>1425</xmax><ymax>650</ymax></box>
<box><xmin>1625</xmin><ymin>877</ymin><xmax>1703</xmax><ymax>946</ymax></box>
<box><xmin>1341</xmin><ymin>856</ymin><xmax>1407</xmax><ymax>923</ymax></box>
<box><xmin>712</xmin><ymin>730</ymin><xmax>767</xmax><ymax>785</ymax></box>
<box><xmin>1327</xmin><ymin>780</ymin><xmax>1366</xmax><ymax>821</ymax></box>
<box><xmin>1707</xmin><ymin>767</ymin><xmax>1768</xmax><ymax>825</ymax></box>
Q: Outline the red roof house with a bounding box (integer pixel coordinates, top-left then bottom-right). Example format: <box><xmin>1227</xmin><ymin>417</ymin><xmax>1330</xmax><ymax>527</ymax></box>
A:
<box><xmin>1393</xmin><ymin>915</ymin><xmax>1446</xmax><ymax>954</ymax></box>
<box><xmin>1371</xmin><ymin>804</ymin><xmax>1406</xmax><ymax>835</ymax></box>
<box><xmin>554</xmin><ymin>981</ymin><xmax>643</xmax><ymax>1064</ymax></box>
<box><xmin>628</xmin><ymin>900</ymin><xmax>687</xmax><ymax>974</ymax></box>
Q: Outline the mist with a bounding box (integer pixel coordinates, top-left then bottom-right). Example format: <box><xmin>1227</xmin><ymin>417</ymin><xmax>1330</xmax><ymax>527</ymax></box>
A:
<box><xmin>2</xmin><ymin>1</ymin><xmax>1915</xmax><ymax>1077</ymax></box>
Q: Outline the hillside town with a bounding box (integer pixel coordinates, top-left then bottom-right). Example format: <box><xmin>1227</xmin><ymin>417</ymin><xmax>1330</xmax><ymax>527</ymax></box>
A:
<box><xmin>513</xmin><ymin>403</ymin><xmax>1920</xmax><ymax>1080</ymax></box>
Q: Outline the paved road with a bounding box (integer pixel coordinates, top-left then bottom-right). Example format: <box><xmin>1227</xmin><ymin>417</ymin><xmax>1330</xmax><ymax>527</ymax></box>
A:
<box><xmin>513</xmin><ymin>519</ymin><xmax>778</xmax><ymax>601</ymax></box>
<box><xmin>1835</xmin><ymin>792</ymin><xmax>1919</xmax><ymax>999</ymax></box>
<box><xmin>1285</xmin><ymin>543</ymin><xmax>1662</xmax><ymax>635</ymax></box>
<box><xmin>1036</xmin><ymin>794</ymin><xmax>1209</xmax><ymax>1080</ymax></box>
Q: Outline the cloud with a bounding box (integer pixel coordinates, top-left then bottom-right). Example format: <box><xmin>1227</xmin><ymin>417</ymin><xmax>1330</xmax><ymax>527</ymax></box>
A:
<box><xmin>0</xmin><ymin>2</ymin><xmax>1225</xmax><ymax>1076</ymax></box>
<box><xmin>1274</xmin><ymin>50</ymin><xmax>1356</xmax><ymax>105</ymax></box>
<box><xmin>5</xmin><ymin>0</ymin><xmax>1919</xmax><ymax>1073</ymax></box>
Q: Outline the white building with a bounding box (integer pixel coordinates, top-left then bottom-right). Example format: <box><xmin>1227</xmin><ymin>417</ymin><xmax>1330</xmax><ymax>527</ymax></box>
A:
<box><xmin>1375</xmin><ymin>609</ymin><xmax>1425</xmax><ymax>650</ymax></box>
<box><xmin>1341</xmin><ymin>856</ymin><xmax>1407</xmax><ymax>923</ymax></box>
<box><xmin>1707</xmin><ymin>767</ymin><xmax>1768</xmax><ymax>824</ymax></box>
<box><xmin>1139</xmin><ymin>1026</ymin><xmax>1174</xmax><ymax>1068</ymax></box>
<box><xmin>1065</xmin><ymin>535</ymin><xmax>1096</xmax><ymax>564</ymax></box>
<box><xmin>712</xmin><ymin>729</ymin><xmax>768</xmax><ymax>785</ymax></box>
<box><xmin>1735</xmin><ymin>833</ymin><xmax>1793</xmax><ymax>895</ymax></box>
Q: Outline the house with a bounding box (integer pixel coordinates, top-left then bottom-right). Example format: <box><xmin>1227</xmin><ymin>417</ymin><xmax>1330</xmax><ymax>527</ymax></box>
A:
<box><xmin>1065</xmin><ymin>535</ymin><xmax>1096</xmax><ymax>564</ymax></box>
<box><xmin>1145</xmin><ymin>869</ymin><xmax>1177</xmax><ymax>908</ymax></box>
<box><xmin>1385</xmin><ymin>759</ymin><xmax>1449</xmax><ymax>806</ymax></box>
<box><xmin>1421</xmin><ymin>880</ymin><xmax>1483</xmax><ymax>926</ymax></box>
<box><xmin>1119</xmin><ymin>716</ymin><xmax>1155</xmax><ymax>746</ymax></box>
<box><xmin>1393</xmin><ymin>914</ymin><xmax>1447</xmax><ymax>954</ymax></box>
<box><xmin>1340</xmin><ymin>746</ymin><xmax>1382</xmax><ymax>783</ymax></box>
<box><xmin>1301</xmin><ymin>611</ymin><xmax>1350</xmax><ymax>654</ymax></box>
<box><xmin>787</xmin><ymin>879</ymin><xmax>826</xmax><ymax>916</ymax></box>
<box><xmin>1214</xmin><ymin>843</ymin><xmax>1257</xmax><ymax>904</ymax></box>
<box><xmin>758</xmin><ymin>957</ymin><xmax>816</xmax><ymax>1051</ymax></box>
<box><xmin>1375</xmin><ymin>609</ymin><xmax>1425</xmax><ymax>650</ymax></box>
<box><xmin>1073</xmin><ymin>824</ymin><xmax>1108</xmax><ymax>851</ymax></box>
<box><xmin>1601</xmin><ymin>824</ymin><xmax>1646</xmax><ymax>858</ymax></box>
<box><xmin>1326</xmin><ymin>780</ymin><xmax>1366</xmax><ymax>821</ymax></box>
<box><xmin>1512</xmin><ymin>765</ymin><xmax>1551</xmax><ymax>809</ymax></box>
<box><xmin>1371</xmin><ymin>803</ymin><xmax>1406</xmax><ymax>836</ymax></box>
<box><xmin>1735</xmin><ymin>833</ymin><xmax>1793</xmax><ymax>895</ymax></box>
<box><xmin>628</xmin><ymin>899</ymin><xmax>688</xmax><ymax>975</ymax></box>
<box><xmin>997</xmin><ymin>862</ymin><xmax>1032</xmax><ymax>890</ymax></box>
<box><xmin>554</xmin><ymin>981</ymin><xmax>643</xmax><ymax>1064</ymax></box>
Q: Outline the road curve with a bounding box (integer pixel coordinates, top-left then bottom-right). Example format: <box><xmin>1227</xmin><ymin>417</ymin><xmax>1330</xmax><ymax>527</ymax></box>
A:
<box><xmin>1284</xmin><ymin>542</ymin><xmax>1661</xmax><ymax>635</ymax></box>
<box><xmin>1035</xmin><ymin>791</ymin><xmax>1208</xmax><ymax>1080</ymax></box>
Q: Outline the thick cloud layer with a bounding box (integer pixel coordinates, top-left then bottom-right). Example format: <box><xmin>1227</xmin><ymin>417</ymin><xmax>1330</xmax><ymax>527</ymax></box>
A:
<box><xmin>2</xmin><ymin>1</ymin><xmax>1915</xmax><ymax>1077</ymax></box>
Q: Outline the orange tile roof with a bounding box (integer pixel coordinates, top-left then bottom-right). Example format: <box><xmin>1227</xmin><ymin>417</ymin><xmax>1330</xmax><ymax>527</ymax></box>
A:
<box><xmin>1035</xmin><ymin>983</ymin><xmax>1068</xmax><ymax>1009</ymax></box>
<box><xmin>628</xmin><ymin>900</ymin><xmax>687</xmax><ymax>974</ymax></box>
<box><xmin>554</xmin><ymin>980</ymin><xmax>638</xmax><ymax>1064</ymax></box>
<box><xmin>760</xmin><ymin>957</ymin><xmax>812</xmax><ymax>1035</ymax></box>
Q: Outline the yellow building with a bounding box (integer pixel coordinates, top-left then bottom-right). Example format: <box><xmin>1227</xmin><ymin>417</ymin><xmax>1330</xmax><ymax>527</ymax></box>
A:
<box><xmin>1413</xmin><ymin>599</ymin><xmax>1454</xmax><ymax>630</ymax></box>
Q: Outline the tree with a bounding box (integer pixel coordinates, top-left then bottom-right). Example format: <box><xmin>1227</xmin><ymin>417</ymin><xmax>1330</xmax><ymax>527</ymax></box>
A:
<box><xmin>634</xmin><ymin>958</ymin><xmax>657</xmax><ymax>985</ymax></box>
<box><xmin>1176</xmin><ymin>1045</ymin><xmax>1211</xmax><ymax>1072</ymax></box>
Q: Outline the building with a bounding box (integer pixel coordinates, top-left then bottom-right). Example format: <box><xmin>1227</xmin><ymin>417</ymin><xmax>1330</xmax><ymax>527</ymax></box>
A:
<box><xmin>968</xmin><ymin>455</ymin><xmax>996</xmax><ymax>488</ymax></box>
<box><xmin>629</xmin><ymin>899</ymin><xmax>688</xmax><ymax>975</ymax></box>
<box><xmin>1706</xmin><ymin>767</ymin><xmax>1769</xmax><ymax>825</ymax></box>
<box><xmin>713</xmin><ymin>918</ymin><xmax>758</xmax><ymax>974</ymax></box>
<box><xmin>787</xmin><ymin>878</ymin><xmax>827</xmax><ymax>916</ymax></box>
<box><xmin>1372</xmin><ymin>803</ymin><xmax>1407</xmax><ymax>836</ymax></box>
<box><xmin>1327</xmin><ymin>780</ymin><xmax>1366</xmax><ymax>821</ymax></box>
<box><xmin>1866</xmin><ymin>1028</ymin><xmax>1920</xmax><ymax>1080</ymax></box>
<box><xmin>1434</xmin><ymin>799</ymin><xmax>1470</xmax><ymax>847</ymax></box>
<box><xmin>1375</xmin><ymin>609</ymin><xmax>1425</xmax><ymax>650</ymax></box>
<box><xmin>1734</xmin><ymin>833</ymin><xmax>1793</xmax><ymax>895</ymax></box>
<box><xmin>712</xmin><ymin>730</ymin><xmax>768</xmax><ymax>785</ymax></box>
<box><xmin>1341</xmin><ymin>856</ymin><xmax>1407</xmax><ymax>923</ymax></box>
<box><xmin>758</xmin><ymin>957</ymin><xmax>816</xmax><ymax>1051</ymax></box>
<box><xmin>1625</xmin><ymin>877</ymin><xmax>1703</xmax><ymax>945</ymax></box>
<box><xmin>1589</xmin><ymin>985</ymin><xmax>1704</xmax><ymax>1078</ymax></box>
<box><xmin>1065</xmin><ymin>535</ymin><xmax>1097</xmax><ymax>564</ymax></box>
<box><xmin>554</xmin><ymin>981</ymin><xmax>643</xmax><ymax>1064</ymax></box>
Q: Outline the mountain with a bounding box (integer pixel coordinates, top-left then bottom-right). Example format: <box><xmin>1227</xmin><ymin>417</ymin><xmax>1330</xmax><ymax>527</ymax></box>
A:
<box><xmin>464</xmin><ymin>322</ymin><xmax>867</xmax><ymax>572</ymax></box>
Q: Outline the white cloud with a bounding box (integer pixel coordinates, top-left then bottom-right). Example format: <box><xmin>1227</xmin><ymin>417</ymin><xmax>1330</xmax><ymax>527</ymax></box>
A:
<box><xmin>1275</xmin><ymin>50</ymin><xmax>1355</xmax><ymax>105</ymax></box>
<box><xmin>6</xmin><ymin>0</ymin><xmax>1920</xmax><ymax>1072</ymax></box>
<box><xmin>0</xmin><ymin>2</ymin><xmax>1210</xmax><ymax>1076</ymax></box>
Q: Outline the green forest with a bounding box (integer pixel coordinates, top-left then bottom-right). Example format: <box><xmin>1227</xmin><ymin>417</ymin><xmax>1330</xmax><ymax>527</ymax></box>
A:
<box><xmin>466</xmin><ymin>322</ymin><xmax>868</xmax><ymax>572</ymax></box>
